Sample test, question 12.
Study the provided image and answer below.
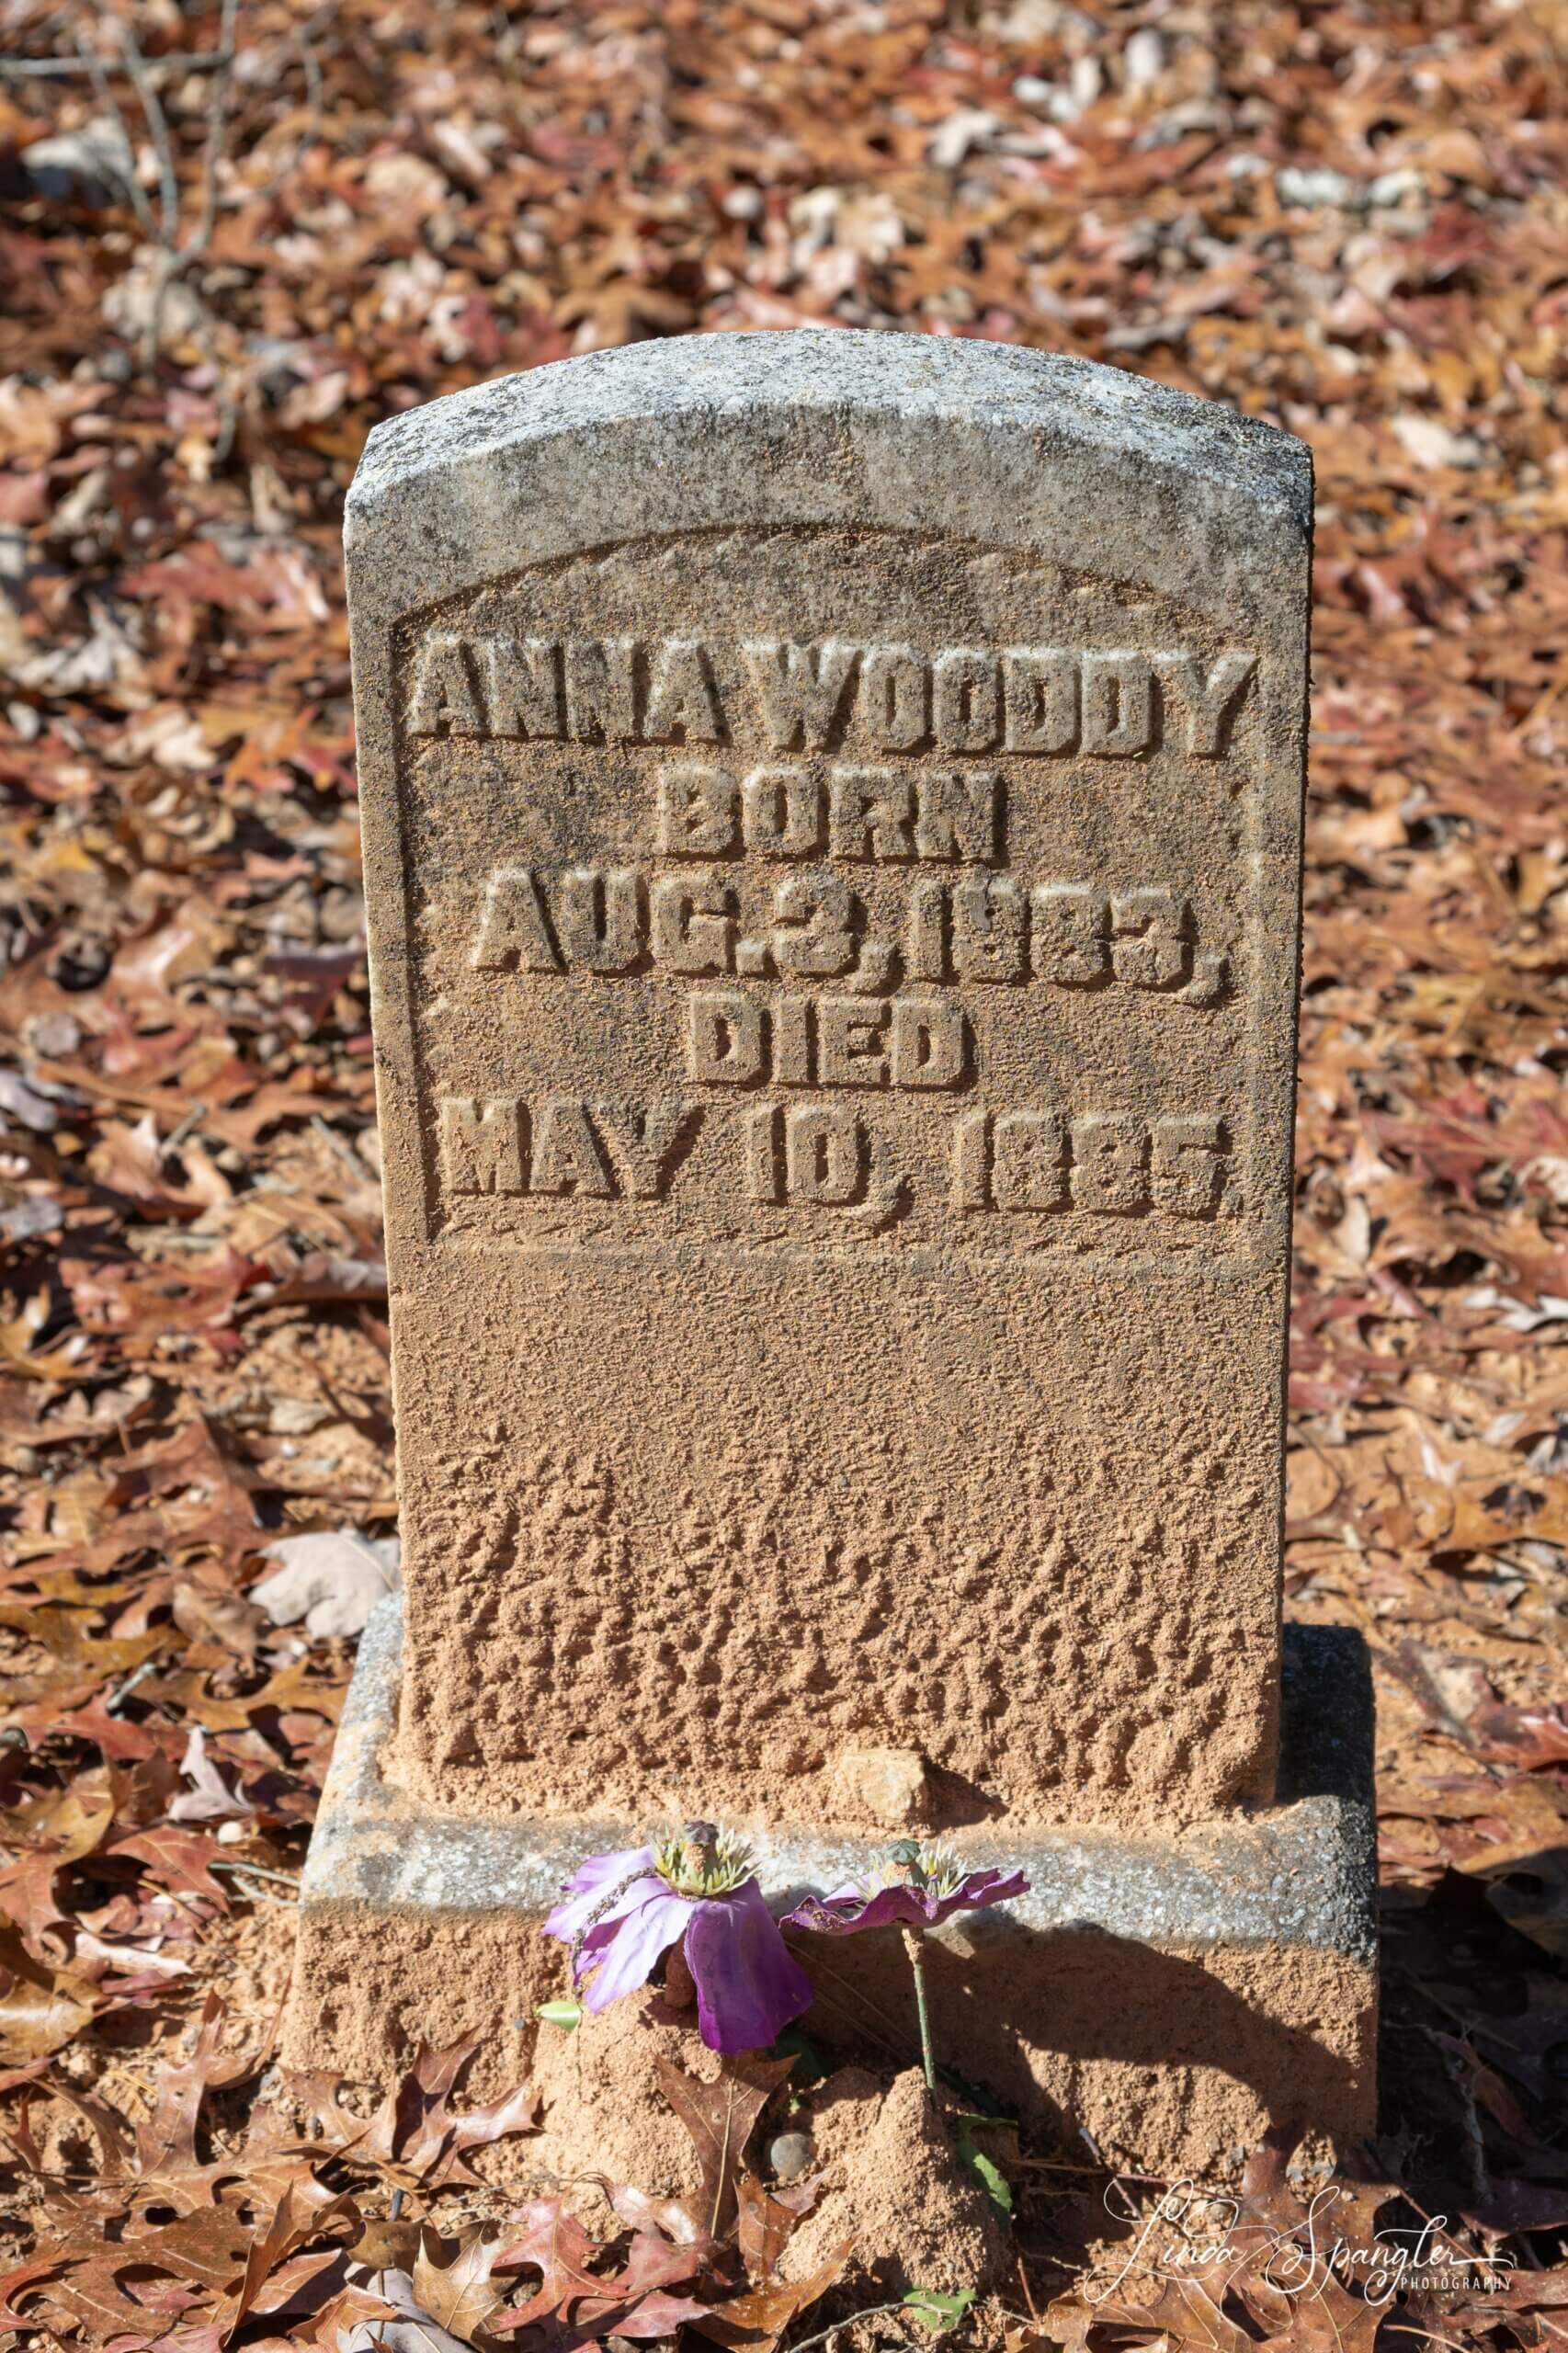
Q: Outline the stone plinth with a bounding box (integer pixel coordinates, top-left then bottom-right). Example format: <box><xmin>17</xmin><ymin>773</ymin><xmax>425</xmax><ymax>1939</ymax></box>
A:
<box><xmin>283</xmin><ymin>1597</ymin><xmax>1377</xmax><ymax>2176</ymax></box>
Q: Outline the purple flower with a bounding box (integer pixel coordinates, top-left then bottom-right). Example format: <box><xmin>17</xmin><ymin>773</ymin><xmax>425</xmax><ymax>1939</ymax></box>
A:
<box><xmin>783</xmin><ymin>1842</ymin><xmax>1028</xmax><ymax>1938</ymax></box>
<box><xmin>545</xmin><ymin>1824</ymin><xmax>813</xmax><ymax>2055</ymax></box>
<box><xmin>783</xmin><ymin>1840</ymin><xmax>1028</xmax><ymax>2099</ymax></box>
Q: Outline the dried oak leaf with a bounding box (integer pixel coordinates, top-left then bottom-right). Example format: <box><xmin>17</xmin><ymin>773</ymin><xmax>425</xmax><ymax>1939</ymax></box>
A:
<box><xmin>22</xmin><ymin>2205</ymin><xmax>256</xmax><ymax>2347</ymax></box>
<box><xmin>1463</xmin><ymin>1838</ymin><xmax>1568</xmax><ymax>1961</ymax></box>
<box><xmin>735</xmin><ymin>2169</ymin><xmax>823</xmax><ymax>2283</ymax></box>
<box><xmin>285</xmin><ymin>2031</ymin><xmax>539</xmax><ymax>2187</ymax></box>
<box><xmin>1041</xmin><ymin>2278</ymin><xmax>1257</xmax><ymax>2353</ymax></box>
<box><xmin>409</xmin><ymin>2222</ymin><xmax>508</xmax><ymax>2342</ymax></box>
<box><xmin>656</xmin><ymin>2054</ymin><xmax>794</xmax><ymax>2241</ymax></box>
<box><xmin>157</xmin><ymin>1656</ymin><xmax>345</xmax><ymax>1733</ymax></box>
<box><xmin>22</xmin><ymin>2069</ymin><xmax>141</xmax><ymax>2177</ymax></box>
<box><xmin>135</xmin><ymin>1994</ymin><xmax>250</xmax><ymax>2180</ymax></box>
<box><xmin>171</xmin><ymin>1580</ymin><xmax>268</xmax><ymax>1660</ymax></box>
<box><xmin>603</xmin><ymin>2178</ymin><xmax>714</xmax><ymax>2252</ymax></box>
<box><xmin>1220</xmin><ymin>2147</ymin><xmax>1386</xmax><ymax>2353</ymax></box>
<box><xmin>250</xmin><ymin>1528</ymin><xmax>399</xmax><ymax>1640</ymax></box>
<box><xmin>0</xmin><ymin>2254</ymin><xmax>72</xmax><ymax>2328</ymax></box>
<box><xmin>0</xmin><ymin>1922</ymin><xmax>99</xmax><ymax>2062</ymax></box>
<box><xmin>0</xmin><ymin>1780</ymin><xmax>118</xmax><ymax>1944</ymax></box>
<box><xmin>490</xmin><ymin>2198</ymin><xmax>707</xmax><ymax>2340</ymax></box>
<box><xmin>226</xmin><ymin>2184</ymin><xmax>361</xmax><ymax>2339</ymax></box>
<box><xmin>105</xmin><ymin>1824</ymin><xmax>233</xmax><ymax>1910</ymax></box>
<box><xmin>690</xmin><ymin>2238</ymin><xmax>855</xmax><ymax>2353</ymax></box>
<box><xmin>10</xmin><ymin>1994</ymin><xmax>273</xmax><ymax>2217</ymax></box>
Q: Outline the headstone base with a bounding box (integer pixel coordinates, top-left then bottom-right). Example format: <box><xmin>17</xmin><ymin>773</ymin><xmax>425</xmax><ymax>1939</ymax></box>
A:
<box><xmin>282</xmin><ymin>1597</ymin><xmax>1377</xmax><ymax>2176</ymax></box>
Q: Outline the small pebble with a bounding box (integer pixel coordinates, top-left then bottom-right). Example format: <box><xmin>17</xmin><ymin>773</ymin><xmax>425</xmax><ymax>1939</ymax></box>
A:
<box><xmin>769</xmin><ymin>2130</ymin><xmax>813</xmax><ymax>2182</ymax></box>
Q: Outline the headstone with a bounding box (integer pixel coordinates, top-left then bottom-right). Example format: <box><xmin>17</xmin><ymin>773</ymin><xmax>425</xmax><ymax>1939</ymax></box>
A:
<box><xmin>287</xmin><ymin>335</ymin><xmax>1376</xmax><ymax>2172</ymax></box>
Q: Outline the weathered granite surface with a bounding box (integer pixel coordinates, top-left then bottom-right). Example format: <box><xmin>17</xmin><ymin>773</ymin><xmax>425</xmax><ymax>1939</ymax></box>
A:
<box><xmin>306</xmin><ymin>1598</ymin><xmax>1376</xmax><ymax>1949</ymax></box>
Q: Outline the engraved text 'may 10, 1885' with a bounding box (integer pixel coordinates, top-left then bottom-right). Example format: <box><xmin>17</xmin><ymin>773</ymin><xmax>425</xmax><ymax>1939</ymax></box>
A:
<box><xmin>348</xmin><ymin>337</ymin><xmax>1309</xmax><ymax>1828</ymax></box>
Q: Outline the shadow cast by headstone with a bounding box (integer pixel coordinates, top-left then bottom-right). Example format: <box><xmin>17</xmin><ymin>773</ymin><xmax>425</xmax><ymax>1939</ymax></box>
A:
<box><xmin>1447</xmin><ymin>1843</ymin><xmax>1568</xmax><ymax>2004</ymax></box>
<box><xmin>794</xmin><ymin>1628</ymin><xmax>1378</xmax><ymax>2163</ymax></box>
<box><xmin>801</xmin><ymin>1918</ymin><xmax>1367</xmax><ymax>2161</ymax></box>
<box><xmin>926</xmin><ymin>1763</ymin><xmax>1007</xmax><ymax>1827</ymax></box>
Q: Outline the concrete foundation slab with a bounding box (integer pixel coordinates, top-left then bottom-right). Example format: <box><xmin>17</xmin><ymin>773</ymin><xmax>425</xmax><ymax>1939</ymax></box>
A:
<box><xmin>281</xmin><ymin>1596</ymin><xmax>1377</xmax><ymax>2176</ymax></box>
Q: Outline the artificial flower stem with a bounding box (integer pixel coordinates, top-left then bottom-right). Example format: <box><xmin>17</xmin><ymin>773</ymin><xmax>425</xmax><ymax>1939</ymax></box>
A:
<box><xmin>900</xmin><ymin>1924</ymin><xmax>937</xmax><ymax>2098</ymax></box>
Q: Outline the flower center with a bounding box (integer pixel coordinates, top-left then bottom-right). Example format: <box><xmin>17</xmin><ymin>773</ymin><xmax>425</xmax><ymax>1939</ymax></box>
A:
<box><xmin>653</xmin><ymin>1820</ymin><xmax>756</xmax><ymax>1898</ymax></box>
<box><xmin>878</xmin><ymin>1839</ymin><xmax>964</xmax><ymax>1897</ymax></box>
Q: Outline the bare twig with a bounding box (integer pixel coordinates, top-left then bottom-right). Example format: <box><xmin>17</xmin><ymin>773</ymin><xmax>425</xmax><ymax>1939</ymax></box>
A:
<box><xmin>73</xmin><ymin>30</ymin><xmax>160</xmax><ymax>245</ymax></box>
<box><xmin>22</xmin><ymin>6</ymin><xmax>306</xmax><ymax>454</ymax></box>
<box><xmin>114</xmin><ymin>17</ymin><xmax>180</xmax><ymax>355</ymax></box>
<box><xmin>192</xmin><ymin>0</ymin><xmax>238</xmax><ymax>256</ymax></box>
<box><xmin>247</xmin><ymin>7</ymin><xmax>326</xmax><ymax>210</ymax></box>
<box><xmin>0</xmin><ymin>50</ymin><xmax>231</xmax><ymax>76</ymax></box>
<box><xmin>187</xmin><ymin>0</ymin><xmax>240</xmax><ymax>459</ymax></box>
<box><xmin>1383</xmin><ymin>2332</ymin><xmax>1497</xmax><ymax>2353</ymax></box>
<box><xmin>105</xmin><ymin>1656</ymin><xmax>160</xmax><ymax>1713</ymax></box>
<box><xmin>219</xmin><ymin>1871</ymin><xmax>296</xmax><ymax>1904</ymax></box>
<box><xmin>115</xmin><ymin>20</ymin><xmax>179</xmax><ymax>243</ymax></box>
<box><xmin>784</xmin><ymin>2302</ymin><xmax>912</xmax><ymax>2353</ymax></box>
<box><xmin>63</xmin><ymin>8</ymin><xmax>242</xmax><ymax>397</ymax></box>
<box><xmin>165</xmin><ymin>1100</ymin><xmax>209</xmax><ymax>1154</ymax></box>
<box><xmin>296</xmin><ymin>22</ymin><xmax>323</xmax><ymax>153</ymax></box>
<box><xmin>209</xmin><ymin>1858</ymin><xmax>301</xmax><ymax>1887</ymax></box>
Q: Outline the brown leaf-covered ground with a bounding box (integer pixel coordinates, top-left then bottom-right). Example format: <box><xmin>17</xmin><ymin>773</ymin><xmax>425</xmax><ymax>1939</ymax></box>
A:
<box><xmin>0</xmin><ymin>0</ymin><xmax>1565</xmax><ymax>2345</ymax></box>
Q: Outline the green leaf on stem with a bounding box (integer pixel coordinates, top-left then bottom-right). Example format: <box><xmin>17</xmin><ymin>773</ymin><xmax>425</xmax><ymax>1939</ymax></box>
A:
<box><xmin>956</xmin><ymin>2122</ymin><xmax>1014</xmax><ymax>2220</ymax></box>
<box><xmin>535</xmin><ymin>1998</ymin><xmax>583</xmax><ymax>2031</ymax></box>
<box><xmin>904</xmin><ymin>2285</ymin><xmax>978</xmax><ymax>2334</ymax></box>
<box><xmin>767</xmin><ymin>2022</ymin><xmax>828</xmax><ymax>2088</ymax></box>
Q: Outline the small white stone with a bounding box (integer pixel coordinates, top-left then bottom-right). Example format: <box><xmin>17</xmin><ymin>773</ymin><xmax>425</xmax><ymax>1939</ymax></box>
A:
<box><xmin>23</xmin><ymin>1010</ymin><xmax>81</xmax><ymax>1058</ymax></box>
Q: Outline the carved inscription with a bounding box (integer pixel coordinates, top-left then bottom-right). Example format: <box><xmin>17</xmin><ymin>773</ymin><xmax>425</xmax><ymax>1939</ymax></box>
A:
<box><xmin>438</xmin><ymin>1096</ymin><xmax>1235</xmax><ymax>1220</ymax></box>
<box><xmin>408</xmin><ymin>633</ymin><xmax>1256</xmax><ymax>758</ymax></box>
<box><xmin>951</xmin><ymin>1110</ymin><xmax>1228</xmax><ymax>1217</ymax></box>
<box><xmin>471</xmin><ymin>849</ymin><xmax>1228</xmax><ymax>1007</ymax></box>
<box><xmin>688</xmin><ymin>993</ymin><xmax>966</xmax><ymax>1091</ymax></box>
<box><xmin>442</xmin><ymin>1098</ymin><xmax>698</xmax><ymax>1199</ymax></box>
<box><xmin>657</xmin><ymin>764</ymin><xmax>1001</xmax><ymax>862</ymax></box>
<box><xmin>415</xmin><ymin>619</ymin><xmax>1257</xmax><ymax>1239</ymax></box>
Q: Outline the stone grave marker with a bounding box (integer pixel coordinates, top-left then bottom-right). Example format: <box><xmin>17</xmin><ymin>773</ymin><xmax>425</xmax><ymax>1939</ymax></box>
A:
<box><xmin>285</xmin><ymin>334</ymin><xmax>1376</xmax><ymax>2170</ymax></box>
